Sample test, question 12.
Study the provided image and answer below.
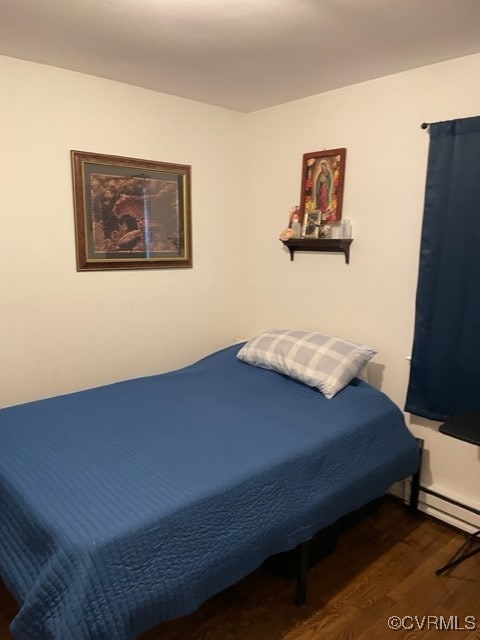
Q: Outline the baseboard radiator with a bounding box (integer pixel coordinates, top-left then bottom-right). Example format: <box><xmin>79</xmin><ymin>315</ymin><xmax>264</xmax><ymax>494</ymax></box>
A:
<box><xmin>392</xmin><ymin>479</ymin><xmax>480</xmax><ymax>534</ymax></box>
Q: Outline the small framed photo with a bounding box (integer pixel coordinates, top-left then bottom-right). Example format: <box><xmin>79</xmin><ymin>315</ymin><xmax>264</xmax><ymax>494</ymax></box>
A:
<box><xmin>302</xmin><ymin>212</ymin><xmax>321</xmax><ymax>238</ymax></box>
<box><xmin>71</xmin><ymin>150</ymin><xmax>192</xmax><ymax>271</ymax></box>
<box><xmin>299</xmin><ymin>148</ymin><xmax>346</xmax><ymax>226</ymax></box>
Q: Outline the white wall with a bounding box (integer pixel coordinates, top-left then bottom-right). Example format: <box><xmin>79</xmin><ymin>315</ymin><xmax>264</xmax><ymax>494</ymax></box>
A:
<box><xmin>244</xmin><ymin>53</ymin><xmax>480</xmax><ymax>528</ymax></box>
<box><xmin>0</xmin><ymin>55</ymin><xmax>248</xmax><ymax>407</ymax></box>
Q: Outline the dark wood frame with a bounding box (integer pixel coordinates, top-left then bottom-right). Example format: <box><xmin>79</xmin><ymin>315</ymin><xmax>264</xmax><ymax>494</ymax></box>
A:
<box><xmin>299</xmin><ymin>148</ymin><xmax>346</xmax><ymax>234</ymax></box>
<box><xmin>71</xmin><ymin>150</ymin><xmax>192</xmax><ymax>271</ymax></box>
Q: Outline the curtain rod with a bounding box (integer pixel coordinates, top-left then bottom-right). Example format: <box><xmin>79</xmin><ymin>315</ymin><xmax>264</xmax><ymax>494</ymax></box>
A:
<box><xmin>421</xmin><ymin>122</ymin><xmax>430</xmax><ymax>129</ymax></box>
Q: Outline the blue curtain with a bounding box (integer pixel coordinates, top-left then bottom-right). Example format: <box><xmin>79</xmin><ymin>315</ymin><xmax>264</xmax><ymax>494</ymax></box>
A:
<box><xmin>405</xmin><ymin>116</ymin><xmax>480</xmax><ymax>421</ymax></box>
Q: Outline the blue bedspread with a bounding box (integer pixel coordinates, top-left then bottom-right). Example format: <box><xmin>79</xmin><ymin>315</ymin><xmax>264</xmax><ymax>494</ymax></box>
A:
<box><xmin>0</xmin><ymin>345</ymin><xmax>419</xmax><ymax>640</ymax></box>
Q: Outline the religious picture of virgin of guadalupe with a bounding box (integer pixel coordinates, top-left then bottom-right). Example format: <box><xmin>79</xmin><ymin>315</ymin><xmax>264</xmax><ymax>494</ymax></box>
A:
<box><xmin>299</xmin><ymin>148</ymin><xmax>346</xmax><ymax>227</ymax></box>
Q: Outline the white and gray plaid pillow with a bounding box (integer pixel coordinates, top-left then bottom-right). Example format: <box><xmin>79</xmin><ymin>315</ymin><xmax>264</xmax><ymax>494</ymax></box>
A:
<box><xmin>237</xmin><ymin>329</ymin><xmax>376</xmax><ymax>399</ymax></box>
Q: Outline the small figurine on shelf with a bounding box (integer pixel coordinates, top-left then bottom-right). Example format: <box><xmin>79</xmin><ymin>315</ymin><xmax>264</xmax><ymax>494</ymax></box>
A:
<box><xmin>279</xmin><ymin>227</ymin><xmax>295</xmax><ymax>241</ymax></box>
<box><xmin>288</xmin><ymin>206</ymin><xmax>302</xmax><ymax>238</ymax></box>
<box><xmin>319</xmin><ymin>224</ymin><xmax>330</xmax><ymax>239</ymax></box>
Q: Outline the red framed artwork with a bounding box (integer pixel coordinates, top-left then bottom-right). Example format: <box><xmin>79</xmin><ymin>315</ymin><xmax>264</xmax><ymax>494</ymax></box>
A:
<box><xmin>299</xmin><ymin>148</ymin><xmax>346</xmax><ymax>236</ymax></box>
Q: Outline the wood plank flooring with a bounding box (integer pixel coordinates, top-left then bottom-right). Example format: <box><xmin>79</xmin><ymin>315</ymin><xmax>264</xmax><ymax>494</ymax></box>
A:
<box><xmin>1</xmin><ymin>498</ymin><xmax>479</xmax><ymax>639</ymax></box>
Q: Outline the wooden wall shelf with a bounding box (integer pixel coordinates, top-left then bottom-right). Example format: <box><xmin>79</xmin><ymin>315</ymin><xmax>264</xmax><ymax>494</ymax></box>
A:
<box><xmin>281</xmin><ymin>238</ymin><xmax>353</xmax><ymax>264</ymax></box>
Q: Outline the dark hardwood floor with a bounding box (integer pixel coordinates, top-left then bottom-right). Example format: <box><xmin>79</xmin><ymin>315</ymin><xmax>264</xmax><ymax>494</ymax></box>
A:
<box><xmin>1</xmin><ymin>498</ymin><xmax>479</xmax><ymax>639</ymax></box>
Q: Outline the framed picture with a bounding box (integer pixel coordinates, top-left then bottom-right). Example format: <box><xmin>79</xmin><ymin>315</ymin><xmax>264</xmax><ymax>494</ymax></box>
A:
<box><xmin>299</xmin><ymin>148</ymin><xmax>346</xmax><ymax>233</ymax></box>
<box><xmin>302</xmin><ymin>211</ymin><xmax>320</xmax><ymax>238</ymax></box>
<box><xmin>71</xmin><ymin>150</ymin><xmax>192</xmax><ymax>271</ymax></box>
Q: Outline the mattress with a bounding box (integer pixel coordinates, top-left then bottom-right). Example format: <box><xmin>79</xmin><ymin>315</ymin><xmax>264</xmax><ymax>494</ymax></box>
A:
<box><xmin>0</xmin><ymin>344</ymin><xmax>419</xmax><ymax>640</ymax></box>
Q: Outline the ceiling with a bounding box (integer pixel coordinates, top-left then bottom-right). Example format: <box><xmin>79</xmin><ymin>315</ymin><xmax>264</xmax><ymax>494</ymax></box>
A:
<box><xmin>2</xmin><ymin>0</ymin><xmax>480</xmax><ymax>113</ymax></box>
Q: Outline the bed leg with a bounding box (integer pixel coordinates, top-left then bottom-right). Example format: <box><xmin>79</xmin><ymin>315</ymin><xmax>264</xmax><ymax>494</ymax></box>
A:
<box><xmin>295</xmin><ymin>541</ymin><xmax>309</xmax><ymax>606</ymax></box>
<box><xmin>409</xmin><ymin>438</ymin><xmax>424</xmax><ymax>514</ymax></box>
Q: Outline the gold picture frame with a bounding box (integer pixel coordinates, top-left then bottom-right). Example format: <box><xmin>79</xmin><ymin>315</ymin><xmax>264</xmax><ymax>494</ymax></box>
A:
<box><xmin>71</xmin><ymin>150</ymin><xmax>192</xmax><ymax>271</ymax></box>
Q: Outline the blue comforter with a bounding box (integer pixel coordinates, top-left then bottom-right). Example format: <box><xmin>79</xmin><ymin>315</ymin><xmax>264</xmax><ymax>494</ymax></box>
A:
<box><xmin>0</xmin><ymin>344</ymin><xmax>419</xmax><ymax>640</ymax></box>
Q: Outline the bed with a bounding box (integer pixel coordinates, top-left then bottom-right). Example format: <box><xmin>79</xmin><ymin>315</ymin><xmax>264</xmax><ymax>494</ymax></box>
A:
<box><xmin>0</xmin><ymin>340</ymin><xmax>419</xmax><ymax>640</ymax></box>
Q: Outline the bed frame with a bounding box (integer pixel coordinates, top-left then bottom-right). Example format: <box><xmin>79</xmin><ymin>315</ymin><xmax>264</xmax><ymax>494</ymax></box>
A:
<box><xmin>294</xmin><ymin>437</ymin><xmax>424</xmax><ymax>605</ymax></box>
